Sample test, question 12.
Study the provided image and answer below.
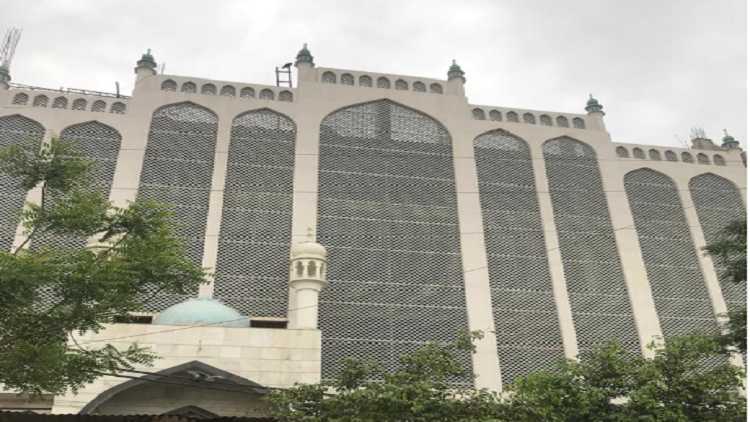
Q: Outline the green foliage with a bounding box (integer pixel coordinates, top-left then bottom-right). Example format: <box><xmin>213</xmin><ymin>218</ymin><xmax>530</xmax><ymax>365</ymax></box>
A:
<box><xmin>0</xmin><ymin>138</ymin><xmax>206</xmax><ymax>395</ymax></box>
<box><xmin>273</xmin><ymin>334</ymin><xmax>745</xmax><ymax>421</ymax></box>
<box><xmin>270</xmin><ymin>331</ymin><xmax>508</xmax><ymax>422</ymax></box>
<box><xmin>703</xmin><ymin>219</ymin><xmax>747</xmax><ymax>354</ymax></box>
<box><xmin>508</xmin><ymin>337</ymin><xmax>745</xmax><ymax>421</ymax></box>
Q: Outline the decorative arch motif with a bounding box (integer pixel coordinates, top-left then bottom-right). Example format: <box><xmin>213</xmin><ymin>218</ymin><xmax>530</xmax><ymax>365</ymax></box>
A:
<box><xmin>278</xmin><ymin>90</ymin><xmax>293</xmax><ymax>102</ymax></box>
<box><xmin>376</xmin><ymin>76</ymin><xmax>390</xmax><ymax>89</ymax></box>
<box><xmin>240</xmin><ymin>87</ymin><xmax>255</xmax><ymax>98</ymax></box>
<box><xmin>665</xmin><ymin>150</ymin><xmax>677</xmax><ymax>161</ymax></box>
<box><xmin>358</xmin><ymin>75</ymin><xmax>372</xmax><ymax>87</ymax></box>
<box><xmin>412</xmin><ymin>81</ymin><xmax>426</xmax><ymax>92</ymax></box>
<box><xmin>472</xmin><ymin>108</ymin><xmax>486</xmax><ymax>120</ymax></box>
<box><xmin>259</xmin><ymin>89</ymin><xmax>274</xmax><ymax>100</ymax></box>
<box><xmin>543</xmin><ymin>136</ymin><xmax>640</xmax><ymax>354</ymax></box>
<box><xmin>33</xmin><ymin>121</ymin><xmax>122</xmax><ymax>252</ymax></box>
<box><xmin>689</xmin><ymin>174</ymin><xmax>746</xmax><ymax>313</ymax></box>
<box><xmin>616</xmin><ymin>146</ymin><xmax>629</xmax><ymax>158</ymax></box>
<box><xmin>624</xmin><ymin>168</ymin><xmax>717</xmax><ymax>339</ymax></box>
<box><xmin>572</xmin><ymin>117</ymin><xmax>585</xmax><ymax>129</ymax></box>
<box><xmin>0</xmin><ymin>115</ymin><xmax>45</xmax><ymax>251</ymax></box>
<box><xmin>522</xmin><ymin>113</ymin><xmax>536</xmax><ymax>124</ymax></box>
<box><xmin>136</xmin><ymin>102</ymin><xmax>218</xmax><ymax>310</ymax></box>
<box><xmin>340</xmin><ymin>73</ymin><xmax>354</xmax><ymax>85</ymax></box>
<box><xmin>12</xmin><ymin>92</ymin><xmax>28</xmax><ymax>105</ymax></box>
<box><xmin>556</xmin><ymin>116</ymin><xmax>569</xmax><ymax>127</ymax></box>
<box><xmin>201</xmin><ymin>83</ymin><xmax>216</xmax><ymax>95</ymax></box>
<box><xmin>72</xmin><ymin>98</ymin><xmax>87</xmax><ymax>111</ymax></box>
<box><xmin>429</xmin><ymin>83</ymin><xmax>443</xmax><ymax>94</ymax></box>
<box><xmin>681</xmin><ymin>152</ymin><xmax>694</xmax><ymax>163</ymax></box>
<box><xmin>474</xmin><ymin>129</ymin><xmax>563</xmax><ymax>384</ymax></box>
<box><xmin>220</xmin><ymin>85</ymin><xmax>236</xmax><ymax>97</ymax></box>
<box><xmin>181</xmin><ymin>82</ymin><xmax>196</xmax><ymax>93</ymax></box>
<box><xmin>316</xmin><ymin>99</ymin><xmax>471</xmax><ymax>384</ymax></box>
<box><xmin>539</xmin><ymin>115</ymin><xmax>552</xmax><ymax>126</ymax></box>
<box><xmin>648</xmin><ymin>149</ymin><xmax>661</xmax><ymax>160</ymax></box>
<box><xmin>506</xmin><ymin>111</ymin><xmax>519</xmax><ymax>122</ymax></box>
<box><xmin>696</xmin><ymin>153</ymin><xmax>709</xmax><ymax>164</ymax></box>
<box><xmin>110</xmin><ymin>102</ymin><xmax>126</xmax><ymax>114</ymax></box>
<box><xmin>32</xmin><ymin>95</ymin><xmax>48</xmax><ymax>107</ymax></box>
<box><xmin>394</xmin><ymin>79</ymin><xmax>408</xmax><ymax>90</ymax></box>
<box><xmin>52</xmin><ymin>96</ymin><xmax>68</xmax><ymax>109</ymax></box>
<box><xmin>488</xmin><ymin>110</ymin><xmax>502</xmax><ymax>121</ymax></box>
<box><xmin>713</xmin><ymin>154</ymin><xmax>725</xmax><ymax>166</ymax></box>
<box><xmin>321</xmin><ymin>71</ymin><xmax>336</xmax><ymax>84</ymax></box>
<box><xmin>213</xmin><ymin>109</ymin><xmax>296</xmax><ymax>316</ymax></box>
<box><xmin>633</xmin><ymin>147</ymin><xmax>645</xmax><ymax>159</ymax></box>
<box><xmin>79</xmin><ymin>360</ymin><xmax>268</xmax><ymax>415</ymax></box>
<box><xmin>91</xmin><ymin>100</ymin><xmax>106</xmax><ymax>112</ymax></box>
<box><xmin>161</xmin><ymin>80</ymin><xmax>177</xmax><ymax>91</ymax></box>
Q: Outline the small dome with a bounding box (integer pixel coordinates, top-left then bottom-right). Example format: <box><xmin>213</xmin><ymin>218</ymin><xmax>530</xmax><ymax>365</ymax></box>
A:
<box><xmin>290</xmin><ymin>240</ymin><xmax>327</xmax><ymax>259</ymax></box>
<box><xmin>154</xmin><ymin>298</ymin><xmax>248</xmax><ymax>328</ymax></box>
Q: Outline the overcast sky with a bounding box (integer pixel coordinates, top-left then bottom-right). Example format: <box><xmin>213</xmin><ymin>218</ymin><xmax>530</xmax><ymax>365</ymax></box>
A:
<box><xmin>2</xmin><ymin>0</ymin><xmax>746</xmax><ymax>147</ymax></box>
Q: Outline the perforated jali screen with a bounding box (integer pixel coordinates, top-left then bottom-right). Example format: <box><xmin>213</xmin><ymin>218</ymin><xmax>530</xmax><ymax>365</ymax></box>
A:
<box><xmin>137</xmin><ymin>103</ymin><xmax>218</xmax><ymax>311</ymax></box>
<box><xmin>317</xmin><ymin>100</ymin><xmax>472</xmax><ymax>384</ymax></box>
<box><xmin>543</xmin><ymin>137</ymin><xmax>640</xmax><ymax>355</ymax></box>
<box><xmin>689</xmin><ymin>174</ymin><xmax>746</xmax><ymax>313</ymax></box>
<box><xmin>625</xmin><ymin>169</ymin><xmax>718</xmax><ymax>338</ymax></box>
<box><xmin>0</xmin><ymin>115</ymin><xmax>44</xmax><ymax>251</ymax></box>
<box><xmin>213</xmin><ymin>110</ymin><xmax>295</xmax><ymax>317</ymax></box>
<box><xmin>474</xmin><ymin>130</ymin><xmax>564</xmax><ymax>385</ymax></box>
<box><xmin>32</xmin><ymin>122</ymin><xmax>122</xmax><ymax>251</ymax></box>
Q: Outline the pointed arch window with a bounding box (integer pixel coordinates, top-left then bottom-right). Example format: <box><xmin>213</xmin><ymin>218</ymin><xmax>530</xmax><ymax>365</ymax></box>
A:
<box><xmin>12</xmin><ymin>93</ymin><xmax>28</xmax><ymax>105</ymax></box>
<box><xmin>556</xmin><ymin>116</ymin><xmax>569</xmax><ymax>127</ymax></box>
<box><xmin>72</xmin><ymin>98</ymin><xmax>87</xmax><ymax>110</ymax></box>
<box><xmin>341</xmin><ymin>73</ymin><xmax>354</xmax><ymax>85</ymax></box>
<box><xmin>220</xmin><ymin>85</ymin><xmax>236</xmax><ymax>96</ymax></box>
<box><xmin>358</xmin><ymin>75</ymin><xmax>372</xmax><ymax>87</ymax></box>
<box><xmin>429</xmin><ymin>83</ymin><xmax>443</xmax><ymax>94</ymax></box>
<box><xmin>413</xmin><ymin>81</ymin><xmax>426</xmax><ymax>92</ymax></box>
<box><xmin>523</xmin><ymin>113</ymin><xmax>536</xmax><ymax>124</ymax></box>
<box><xmin>91</xmin><ymin>100</ymin><xmax>106</xmax><ymax>112</ymax></box>
<box><xmin>506</xmin><ymin>111</ymin><xmax>519</xmax><ymax>123</ymax></box>
<box><xmin>32</xmin><ymin>95</ymin><xmax>49</xmax><ymax>108</ymax></box>
<box><xmin>376</xmin><ymin>77</ymin><xmax>390</xmax><ymax>89</ymax></box>
<box><xmin>52</xmin><ymin>96</ymin><xmax>68</xmax><ymax>109</ymax></box>
<box><xmin>572</xmin><ymin>117</ymin><xmax>585</xmax><ymax>129</ymax></box>
<box><xmin>161</xmin><ymin>80</ymin><xmax>177</xmax><ymax>91</ymax></box>
<box><xmin>201</xmin><ymin>83</ymin><xmax>216</xmax><ymax>95</ymax></box>
<box><xmin>181</xmin><ymin>82</ymin><xmax>197</xmax><ymax>93</ymax></box>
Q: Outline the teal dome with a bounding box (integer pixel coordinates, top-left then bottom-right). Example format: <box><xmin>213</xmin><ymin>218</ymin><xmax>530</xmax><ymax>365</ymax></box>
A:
<box><xmin>154</xmin><ymin>298</ymin><xmax>248</xmax><ymax>328</ymax></box>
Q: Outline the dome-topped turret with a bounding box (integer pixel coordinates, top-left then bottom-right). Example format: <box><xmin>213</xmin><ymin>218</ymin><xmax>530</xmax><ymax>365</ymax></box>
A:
<box><xmin>154</xmin><ymin>298</ymin><xmax>248</xmax><ymax>328</ymax></box>
<box><xmin>290</xmin><ymin>239</ymin><xmax>327</xmax><ymax>259</ymax></box>
<box><xmin>585</xmin><ymin>94</ymin><xmax>604</xmax><ymax>114</ymax></box>
<box><xmin>722</xmin><ymin>129</ymin><xmax>740</xmax><ymax>150</ymax></box>
<box><xmin>295</xmin><ymin>43</ymin><xmax>314</xmax><ymax>67</ymax></box>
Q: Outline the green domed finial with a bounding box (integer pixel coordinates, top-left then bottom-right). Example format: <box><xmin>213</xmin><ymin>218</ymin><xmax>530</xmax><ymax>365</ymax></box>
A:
<box><xmin>136</xmin><ymin>48</ymin><xmax>157</xmax><ymax>70</ymax></box>
<box><xmin>585</xmin><ymin>94</ymin><xmax>604</xmax><ymax>114</ymax></box>
<box><xmin>447</xmin><ymin>59</ymin><xmax>465</xmax><ymax>82</ymax></box>
<box><xmin>295</xmin><ymin>43</ymin><xmax>314</xmax><ymax>67</ymax></box>
<box><xmin>722</xmin><ymin>129</ymin><xmax>740</xmax><ymax>149</ymax></box>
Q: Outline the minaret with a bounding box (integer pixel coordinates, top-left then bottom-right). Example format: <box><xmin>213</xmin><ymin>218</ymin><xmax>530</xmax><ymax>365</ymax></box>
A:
<box><xmin>294</xmin><ymin>43</ymin><xmax>316</xmax><ymax>85</ymax></box>
<box><xmin>287</xmin><ymin>229</ymin><xmax>328</xmax><ymax>329</ymax></box>
<box><xmin>585</xmin><ymin>94</ymin><xmax>607</xmax><ymax>131</ymax></box>
<box><xmin>134</xmin><ymin>48</ymin><xmax>157</xmax><ymax>83</ymax></box>
<box><xmin>446</xmin><ymin>59</ymin><xmax>466</xmax><ymax>97</ymax></box>
<box><xmin>721</xmin><ymin>129</ymin><xmax>741</xmax><ymax>150</ymax></box>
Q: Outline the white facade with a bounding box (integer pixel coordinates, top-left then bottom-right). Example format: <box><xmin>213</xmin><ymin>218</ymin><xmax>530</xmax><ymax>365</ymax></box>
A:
<box><xmin>0</xmin><ymin>46</ymin><xmax>745</xmax><ymax>416</ymax></box>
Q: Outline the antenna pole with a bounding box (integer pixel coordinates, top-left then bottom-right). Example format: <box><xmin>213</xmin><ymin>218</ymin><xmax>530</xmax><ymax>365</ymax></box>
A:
<box><xmin>0</xmin><ymin>28</ymin><xmax>22</xmax><ymax>69</ymax></box>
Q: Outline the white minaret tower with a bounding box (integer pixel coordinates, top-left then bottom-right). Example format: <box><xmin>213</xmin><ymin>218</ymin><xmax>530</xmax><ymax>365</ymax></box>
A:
<box><xmin>287</xmin><ymin>229</ymin><xmax>328</xmax><ymax>329</ymax></box>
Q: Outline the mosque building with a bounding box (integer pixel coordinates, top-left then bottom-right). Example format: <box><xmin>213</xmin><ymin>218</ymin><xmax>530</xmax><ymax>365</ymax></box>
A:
<box><xmin>0</xmin><ymin>43</ymin><xmax>745</xmax><ymax>417</ymax></box>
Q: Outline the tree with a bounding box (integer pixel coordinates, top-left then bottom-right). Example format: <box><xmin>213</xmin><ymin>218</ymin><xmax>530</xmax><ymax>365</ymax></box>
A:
<box><xmin>270</xmin><ymin>331</ymin><xmax>508</xmax><ymax>422</ymax></box>
<box><xmin>274</xmin><ymin>334</ymin><xmax>745</xmax><ymax>421</ymax></box>
<box><xmin>703</xmin><ymin>219</ymin><xmax>746</xmax><ymax>354</ymax></box>
<box><xmin>0</xmin><ymin>138</ymin><xmax>205</xmax><ymax>395</ymax></box>
<box><xmin>507</xmin><ymin>337</ymin><xmax>745</xmax><ymax>421</ymax></box>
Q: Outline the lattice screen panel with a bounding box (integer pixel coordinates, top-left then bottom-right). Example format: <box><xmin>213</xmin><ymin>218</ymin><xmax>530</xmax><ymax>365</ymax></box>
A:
<box><xmin>689</xmin><ymin>174</ymin><xmax>746</xmax><ymax>313</ymax></box>
<box><xmin>213</xmin><ymin>110</ymin><xmax>295</xmax><ymax>317</ymax></box>
<box><xmin>136</xmin><ymin>103</ymin><xmax>218</xmax><ymax>311</ymax></box>
<box><xmin>317</xmin><ymin>100</ymin><xmax>472</xmax><ymax>385</ymax></box>
<box><xmin>625</xmin><ymin>169</ymin><xmax>718</xmax><ymax>340</ymax></box>
<box><xmin>32</xmin><ymin>122</ymin><xmax>122</xmax><ymax>251</ymax></box>
<box><xmin>543</xmin><ymin>137</ymin><xmax>640</xmax><ymax>355</ymax></box>
<box><xmin>0</xmin><ymin>115</ymin><xmax>44</xmax><ymax>251</ymax></box>
<box><xmin>474</xmin><ymin>130</ymin><xmax>564</xmax><ymax>385</ymax></box>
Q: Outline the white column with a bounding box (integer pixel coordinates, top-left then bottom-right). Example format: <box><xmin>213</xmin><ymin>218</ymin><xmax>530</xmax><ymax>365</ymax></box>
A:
<box><xmin>452</xmin><ymin>130</ymin><xmax>502</xmax><ymax>391</ymax></box>
<box><xmin>529</xmin><ymin>150</ymin><xmax>579</xmax><ymax>360</ymax></box>
<box><xmin>604</xmin><ymin>177</ymin><xmax>663</xmax><ymax>357</ymax></box>
<box><xmin>678</xmin><ymin>186</ymin><xmax>743</xmax><ymax>367</ymax></box>
<box><xmin>199</xmin><ymin>115</ymin><xmax>233</xmax><ymax>298</ymax></box>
